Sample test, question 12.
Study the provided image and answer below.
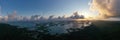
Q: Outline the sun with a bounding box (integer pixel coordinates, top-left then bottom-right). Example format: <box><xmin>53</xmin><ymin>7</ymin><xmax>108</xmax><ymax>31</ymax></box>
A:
<box><xmin>78</xmin><ymin>11</ymin><xmax>96</xmax><ymax>19</ymax></box>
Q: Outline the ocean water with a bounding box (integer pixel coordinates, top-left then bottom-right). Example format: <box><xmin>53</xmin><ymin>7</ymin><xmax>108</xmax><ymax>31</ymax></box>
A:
<box><xmin>7</xmin><ymin>21</ymin><xmax>92</xmax><ymax>34</ymax></box>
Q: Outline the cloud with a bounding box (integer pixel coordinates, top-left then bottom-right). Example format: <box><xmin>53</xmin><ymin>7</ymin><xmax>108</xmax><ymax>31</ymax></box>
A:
<box><xmin>90</xmin><ymin>0</ymin><xmax>120</xmax><ymax>18</ymax></box>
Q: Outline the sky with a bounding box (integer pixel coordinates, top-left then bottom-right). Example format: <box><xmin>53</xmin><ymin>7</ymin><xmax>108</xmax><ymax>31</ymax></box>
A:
<box><xmin>91</xmin><ymin>0</ymin><xmax>120</xmax><ymax>18</ymax></box>
<box><xmin>0</xmin><ymin>0</ymin><xmax>93</xmax><ymax>17</ymax></box>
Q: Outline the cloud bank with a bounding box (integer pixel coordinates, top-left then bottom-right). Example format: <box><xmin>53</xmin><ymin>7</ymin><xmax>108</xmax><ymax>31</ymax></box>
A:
<box><xmin>90</xmin><ymin>0</ymin><xmax>120</xmax><ymax>18</ymax></box>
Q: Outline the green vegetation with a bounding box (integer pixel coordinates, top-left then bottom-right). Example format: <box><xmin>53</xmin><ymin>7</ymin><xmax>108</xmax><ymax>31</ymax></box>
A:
<box><xmin>0</xmin><ymin>23</ymin><xmax>35</xmax><ymax>40</ymax></box>
<box><xmin>92</xmin><ymin>21</ymin><xmax>120</xmax><ymax>40</ymax></box>
<box><xmin>0</xmin><ymin>21</ymin><xmax>120</xmax><ymax>40</ymax></box>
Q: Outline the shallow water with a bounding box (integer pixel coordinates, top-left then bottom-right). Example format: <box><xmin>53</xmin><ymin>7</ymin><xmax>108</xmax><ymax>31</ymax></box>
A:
<box><xmin>7</xmin><ymin>21</ymin><xmax>92</xmax><ymax>34</ymax></box>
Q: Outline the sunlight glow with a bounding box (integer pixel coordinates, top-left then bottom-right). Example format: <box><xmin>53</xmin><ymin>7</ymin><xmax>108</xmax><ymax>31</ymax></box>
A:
<box><xmin>78</xmin><ymin>11</ymin><xmax>96</xmax><ymax>19</ymax></box>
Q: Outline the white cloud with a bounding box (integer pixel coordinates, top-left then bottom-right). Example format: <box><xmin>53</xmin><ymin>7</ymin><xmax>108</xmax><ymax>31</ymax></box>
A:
<box><xmin>90</xmin><ymin>0</ymin><xmax>120</xmax><ymax>18</ymax></box>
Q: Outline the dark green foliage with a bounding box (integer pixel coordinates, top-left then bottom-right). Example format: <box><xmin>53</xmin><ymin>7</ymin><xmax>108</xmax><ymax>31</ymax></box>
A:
<box><xmin>0</xmin><ymin>23</ymin><xmax>35</xmax><ymax>40</ymax></box>
<box><xmin>92</xmin><ymin>21</ymin><xmax>120</xmax><ymax>40</ymax></box>
<box><xmin>0</xmin><ymin>21</ymin><xmax>120</xmax><ymax>40</ymax></box>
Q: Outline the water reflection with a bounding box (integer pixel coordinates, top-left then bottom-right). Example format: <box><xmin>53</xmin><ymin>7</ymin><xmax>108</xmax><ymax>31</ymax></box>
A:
<box><xmin>7</xmin><ymin>20</ymin><xmax>92</xmax><ymax>34</ymax></box>
<box><xmin>39</xmin><ymin>20</ymin><xmax>92</xmax><ymax>34</ymax></box>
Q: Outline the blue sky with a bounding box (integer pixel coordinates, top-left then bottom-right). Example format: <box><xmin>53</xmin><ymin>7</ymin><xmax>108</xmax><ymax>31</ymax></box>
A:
<box><xmin>0</xmin><ymin>0</ymin><xmax>91</xmax><ymax>17</ymax></box>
